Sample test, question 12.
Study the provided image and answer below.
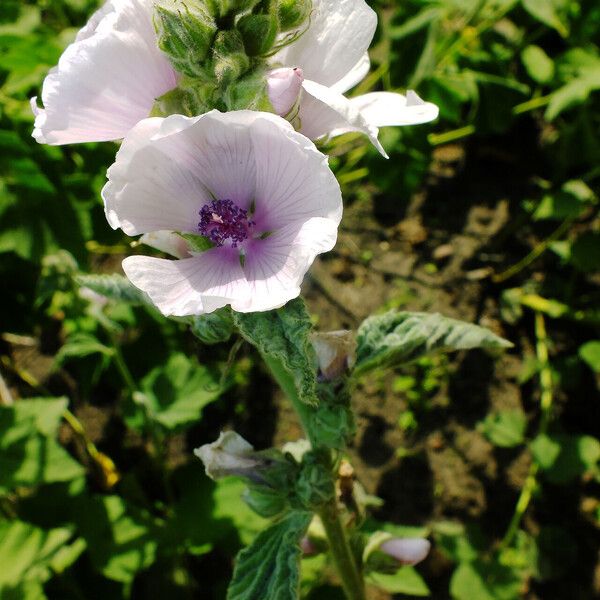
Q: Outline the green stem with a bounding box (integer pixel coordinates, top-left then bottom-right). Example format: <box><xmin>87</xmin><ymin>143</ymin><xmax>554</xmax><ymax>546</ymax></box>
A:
<box><xmin>500</xmin><ymin>312</ymin><xmax>553</xmax><ymax>549</ymax></box>
<box><xmin>261</xmin><ymin>354</ymin><xmax>365</xmax><ymax>600</ymax></box>
<box><xmin>261</xmin><ymin>354</ymin><xmax>318</xmax><ymax>447</ymax></box>
<box><xmin>320</xmin><ymin>501</ymin><xmax>366</xmax><ymax>600</ymax></box>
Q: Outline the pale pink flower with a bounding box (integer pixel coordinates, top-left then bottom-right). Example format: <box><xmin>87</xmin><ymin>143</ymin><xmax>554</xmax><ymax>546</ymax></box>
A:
<box><xmin>102</xmin><ymin>110</ymin><xmax>342</xmax><ymax>316</ymax></box>
<box><xmin>268</xmin><ymin>0</ymin><xmax>439</xmax><ymax>156</ymax></box>
<box><xmin>380</xmin><ymin>538</ymin><xmax>431</xmax><ymax>566</ymax></box>
<box><xmin>30</xmin><ymin>0</ymin><xmax>177</xmax><ymax>145</ymax></box>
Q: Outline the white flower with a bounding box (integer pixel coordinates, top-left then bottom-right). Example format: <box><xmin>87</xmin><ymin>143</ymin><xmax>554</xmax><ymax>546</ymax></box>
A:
<box><xmin>31</xmin><ymin>0</ymin><xmax>177</xmax><ymax>145</ymax></box>
<box><xmin>194</xmin><ymin>431</ymin><xmax>259</xmax><ymax>480</ymax></box>
<box><xmin>268</xmin><ymin>0</ymin><xmax>439</xmax><ymax>156</ymax></box>
<box><xmin>102</xmin><ymin>110</ymin><xmax>342</xmax><ymax>316</ymax></box>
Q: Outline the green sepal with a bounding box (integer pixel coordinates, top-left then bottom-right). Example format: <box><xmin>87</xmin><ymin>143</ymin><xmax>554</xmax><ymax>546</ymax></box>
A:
<box><xmin>153</xmin><ymin>78</ymin><xmax>220</xmax><ymax>117</ymax></box>
<box><xmin>213</xmin><ymin>30</ymin><xmax>251</xmax><ymax>87</ymax></box>
<box><xmin>223</xmin><ymin>67</ymin><xmax>272</xmax><ymax>110</ymax></box>
<box><xmin>309</xmin><ymin>382</ymin><xmax>355</xmax><ymax>450</ymax></box>
<box><xmin>154</xmin><ymin>0</ymin><xmax>217</xmax><ymax>78</ymax></box>
<box><xmin>237</xmin><ymin>12</ymin><xmax>279</xmax><ymax>56</ymax></box>
<box><xmin>178</xmin><ymin>232</ymin><xmax>215</xmax><ymax>253</ymax></box>
<box><xmin>277</xmin><ymin>0</ymin><xmax>311</xmax><ymax>32</ymax></box>
<box><xmin>189</xmin><ymin>308</ymin><xmax>235</xmax><ymax>345</ymax></box>
<box><xmin>243</xmin><ymin>484</ymin><xmax>290</xmax><ymax>518</ymax></box>
<box><xmin>295</xmin><ymin>450</ymin><xmax>335</xmax><ymax>511</ymax></box>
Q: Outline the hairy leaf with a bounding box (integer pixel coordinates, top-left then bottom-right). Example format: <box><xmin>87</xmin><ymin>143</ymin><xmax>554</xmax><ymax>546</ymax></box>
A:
<box><xmin>233</xmin><ymin>299</ymin><xmax>318</xmax><ymax>406</ymax></box>
<box><xmin>355</xmin><ymin>311</ymin><xmax>512</xmax><ymax>375</ymax></box>
<box><xmin>76</xmin><ymin>274</ymin><xmax>149</xmax><ymax>305</ymax></box>
<box><xmin>227</xmin><ymin>511</ymin><xmax>311</xmax><ymax>600</ymax></box>
<box><xmin>190</xmin><ymin>308</ymin><xmax>234</xmax><ymax>345</ymax></box>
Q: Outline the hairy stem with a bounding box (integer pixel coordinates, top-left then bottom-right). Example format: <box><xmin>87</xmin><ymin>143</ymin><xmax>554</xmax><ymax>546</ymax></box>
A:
<box><xmin>319</xmin><ymin>501</ymin><xmax>366</xmax><ymax>600</ymax></box>
<box><xmin>261</xmin><ymin>354</ymin><xmax>365</xmax><ymax>600</ymax></box>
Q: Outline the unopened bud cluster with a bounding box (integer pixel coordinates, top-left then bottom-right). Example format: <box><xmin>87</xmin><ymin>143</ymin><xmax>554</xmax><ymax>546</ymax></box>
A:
<box><xmin>152</xmin><ymin>0</ymin><xmax>312</xmax><ymax>115</ymax></box>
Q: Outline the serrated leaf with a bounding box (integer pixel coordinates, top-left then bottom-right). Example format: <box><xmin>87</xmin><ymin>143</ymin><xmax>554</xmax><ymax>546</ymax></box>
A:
<box><xmin>478</xmin><ymin>410</ymin><xmax>527</xmax><ymax>448</ymax></box>
<box><xmin>227</xmin><ymin>511</ymin><xmax>311</xmax><ymax>600</ymax></box>
<box><xmin>354</xmin><ymin>311</ymin><xmax>512</xmax><ymax>376</ymax></box>
<box><xmin>521</xmin><ymin>45</ymin><xmax>554</xmax><ymax>84</ymax></box>
<box><xmin>76</xmin><ymin>274</ymin><xmax>149</xmax><ymax>305</ymax></box>
<box><xmin>233</xmin><ymin>299</ymin><xmax>318</xmax><ymax>406</ymax></box>
<box><xmin>0</xmin><ymin>520</ymin><xmax>79</xmax><ymax>588</ymax></box>
<box><xmin>368</xmin><ymin>566</ymin><xmax>430</xmax><ymax>596</ymax></box>
<box><xmin>579</xmin><ymin>341</ymin><xmax>600</xmax><ymax>373</ymax></box>
<box><xmin>139</xmin><ymin>352</ymin><xmax>223</xmax><ymax>430</ymax></box>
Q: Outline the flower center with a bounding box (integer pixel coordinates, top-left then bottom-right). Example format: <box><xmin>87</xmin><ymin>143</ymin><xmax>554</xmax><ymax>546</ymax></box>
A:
<box><xmin>198</xmin><ymin>199</ymin><xmax>253</xmax><ymax>248</ymax></box>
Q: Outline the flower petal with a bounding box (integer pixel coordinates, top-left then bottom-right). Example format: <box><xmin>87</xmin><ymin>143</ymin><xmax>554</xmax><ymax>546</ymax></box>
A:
<box><xmin>299</xmin><ymin>79</ymin><xmax>387</xmax><ymax>157</ymax></box>
<box><xmin>32</xmin><ymin>0</ymin><xmax>177</xmax><ymax>145</ymax></box>
<box><xmin>122</xmin><ymin>249</ymin><xmax>249</xmax><ymax>317</ymax></box>
<box><xmin>237</xmin><ymin>217</ymin><xmax>338</xmax><ymax>312</ymax></box>
<box><xmin>139</xmin><ymin>231</ymin><xmax>191</xmax><ymax>258</ymax></box>
<box><xmin>330</xmin><ymin>52</ymin><xmax>371</xmax><ymax>94</ymax></box>
<box><xmin>350</xmin><ymin>90</ymin><xmax>439</xmax><ymax>127</ymax></box>
<box><xmin>248</xmin><ymin>110</ymin><xmax>343</xmax><ymax>230</ymax></box>
<box><xmin>274</xmin><ymin>0</ymin><xmax>376</xmax><ymax>88</ymax></box>
<box><xmin>103</xmin><ymin>117</ymin><xmax>214</xmax><ymax>235</ymax></box>
<box><xmin>103</xmin><ymin>111</ymin><xmax>267</xmax><ymax>235</ymax></box>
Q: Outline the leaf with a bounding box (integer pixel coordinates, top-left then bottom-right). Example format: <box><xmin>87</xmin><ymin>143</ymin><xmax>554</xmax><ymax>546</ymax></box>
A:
<box><xmin>74</xmin><ymin>495</ymin><xmax>160</xmax><ymax>583</ymax></box>
<box><xmin>354</xmin><ymin>311</ymin><xmax>512</xmax><ymax>376</ymax></box>
<box><xmin>478</xmin><ymin>410</ymin><xmax>527</xmax><ymax>448</ymax></box>
<box><xmin>579</xmin><ymin>341</ymin><xmax>600</xmax><ymax>373</ymax></box>
<box><xmin>521</xmin><ymin>45</ymin><xmax>555</xmax><ymax>84</ymax></box>
<box><xmin>450</xmin><ymin>559</ymin><xmax>522</xmax><ymax>600</ymax></box>
<box><xmin>531</xmin><ymin>433</ymin><xmax>600</xmax><ymax>484</ymax></box>
<box><xmin>76</xmin><ymin>274</ymin><xmax>150</xmax><ymax>305</ymax></box>
<box><xmin>227</xmin><ymin>511</ymin><xmax>311</xmax><ymax>600</ymax></box>
<box><xmin>139</xmin><ymin>352</ymin><xmax>224</xmax><ymax>430</ymax></box>
<box><xmin>368</xmin><ymin>566</ymin><xmax>430</xmax><ymax>596</ymax></box>
<box><xmin>522</xmin><ymin>0</ymin><xmax>569</xmax><ymax>37</ymax></box>
<box><xmin>233</xmin><ymin>299</ymin><xmax>318</xmax><ymax>406</ymax></box>
<box><xmin>569</xmin><ymin>232</ymin><xmax>600</xmax><ymax>273</ymax></box>
<box><xmin>0</xmin><ymin>520</ymin><xmax>82</xmax><ymax>589</ymax></box>
<box><xmin>55</xmin><ymin>332</ymin><xmax>113</xmax><ymax>367</ymax></box>
<box><xmin>0</xmin><ymin>399</ymin><xmax>84</xmax><ymax>492</ymax></box>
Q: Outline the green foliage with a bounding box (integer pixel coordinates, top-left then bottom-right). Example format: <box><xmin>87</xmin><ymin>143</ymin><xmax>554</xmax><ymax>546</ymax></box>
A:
<box><xmin>0</xmin><ymin>520</ymin><xmax>84</xmax><ymax>593</ymax></box>
<box><xmin>521</xmin><ymin>45</ymin><xmax>554</xmax><ymax>84</ymax></box>
<box><xmin>478</xmin><ymin>410</ymin><xmax>527</xmax><ymax>448</ymax></box>
<box><xmin>530</xmin><ymin>433</ymin><xmax>600</xmax><ymax>484</ymax></box>
<box><xmin>136</xmin><ymin>352</ymin><xmax>224</xmax><ymax>431</ymax></box>
<box><xmin>450</xmin><ymin>559</ymin><xmax>523</xmax><ymax>600</ymax></box>
<box><xmin>75</xmin><ymin>274</ymin><xmax>149</xmax><ymax>305</ymax></box>
<box><xmin>354</xmin><ymin>311</ymin><xmax>511</xmax><ymax>376</ymax></box>
<box><xmin>0</xmin><ymin>398</ymin><xmax>84</xmax><ymax>492</ymax></box>
<box><xmin>227</xmin><ymin>511</ymin><xmax>311</xmax><ymax>600</ymax></box>
<box><xmin>234</xmin><ymin>299</ymin><xmax>318</xmax><ymax>406</ymax></box>
<box><xmin>368</xmin><ymin>567</ymin><xmax>430</xmax><ymax>596</ymax></box>
<box><xmin>579</xmin><ymin>340</ymin><xmax>600</xmax><ymax>372</ymax></box>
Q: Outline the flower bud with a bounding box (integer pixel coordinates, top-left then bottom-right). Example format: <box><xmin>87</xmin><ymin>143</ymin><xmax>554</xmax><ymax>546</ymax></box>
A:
<box><xmin>194</xmin><ymin>431</ymin><xmax>261</xmax><ymax>480</ymax></box>
<box><xmin>277</xmin><ymin>0</ymin><xmax>312</xmax><ymax>32</ymax></box>
<box><xmin>212</xmin><ymin>30</ymin><xmax>251</xmax><ymax>86</ymax></box>
<box><xmin>310</xmin><ymin>330</ymin><xmax>356</xmax><ymax>380</ymax></box>
<box><xmin>237</xmin><ymin>12</ymin><xmax>279</xmax><ymax>56</ymax></box>
<box><xmin>267</xmin><ymin>67</ymin><xmax>304</xmax><ymax>117</ymax></box>
<box><xmin>379</xmin><ymin>538</ymin><xmax>431</xmax><ymax>566</ymax></box>
<box><xmin>154</xmin><ymin>0</ymin><xmax>217</xmax><ymax>78</ymax></box>
<box><xmin>190</xmin><ymin>308</ymin><xmax>234</xmax><ymax>345</ymax></box>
